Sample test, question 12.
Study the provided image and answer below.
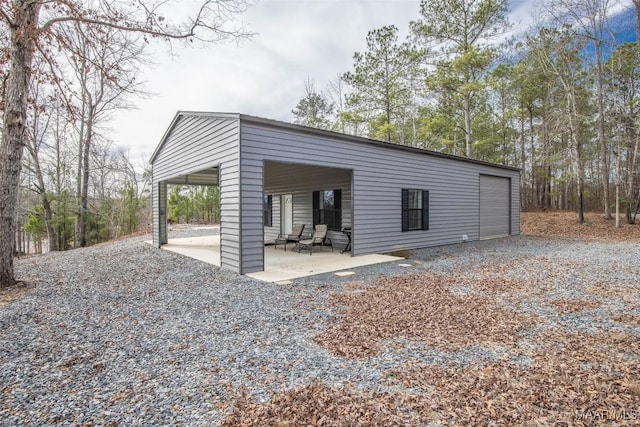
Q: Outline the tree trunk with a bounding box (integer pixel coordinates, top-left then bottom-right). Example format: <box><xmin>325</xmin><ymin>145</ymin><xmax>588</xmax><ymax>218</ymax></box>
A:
<box><xmin>568</xmin><ymin>97</ymin><xmax>585</xmax><ymax>224</ymax></box>
<box><xmin>385</xmin><ymin>97</ymin><xmax>392</xmax><ymax>142</ymax></box>
<box><xmin>79</xmin><ymin>104</ymin><xmax>94</xmax><ymax>247</ymax></box>
<box><xmin>519</xmin><ymin>111</ymin><xmax>526</xmax><ymax>209</ymax></box>
<box><xmin>54</xmin><ymin>113</ymin><xmax>68</xmax><ymax>249</ymax></box>
<box><xmin>76</xmin><ymin>83</ymin><xmax>95</xmax><ymax>248</ymax></box>
<box><xmin>15</xmin><ymin>222</ymin><xmax>23</xmax><ymax>257</ymax></box>
<box><xmin>615</xmin><ymin>146</ymin><xmax>620</xmax><ymax>228</ymax></box>
<box><xmin>594</xmin><ymin>42</ymin><xmax>611</xmax><ymax>219</ymax></box>
<box><xmin>634</xmin><ymin>0</ymin><xmax>640</xmax><ymax>220</ymax></box>
<box><xmin>542</xmin><ymin>108</ymin><xmax>551</xmax><ymax>209</ymax></box>
<box><xmin>0</xmin><ymin>1</ymin><xmax>41</xmax><ymax>287</ymax></box>
<box><xmin>528</xmin><ymin>108</ymin><xmax>536</xmax><ymax>209</ymax></box>
<box><xmin>76</xmin><ymin>97</ymin><xmax>86</xmax><ymax>248</ymax></box>
<box><xmin>30</xmin><ymin>146</ymin><xmax>60</xmax><ymax>252</ymax></box>
<box><xmin>635</xmin><ymin>1</ymin><xmax>640</xmax><ymax>60</ymax></box>
<box><xmin>42</xmin><ymin>197</ymin><xmax>60</xmax><ymax>252</ymax></box>
<box><xmin>577</xmin><ymin>161</ymin><xmax>585</xmax><ymax>224</ymax></box>
<box><xmin>626</xmin><ymin>125</ymin><xmax>639</xmax><ymax>224</ymax></box>
<box><xmin>500</xmin><ymin>92</ymin><xmax>507</xmax><ymax>165</ymax></box>
<box><xmin>561</xmin><ymin>83</ymin><xmax>585</xmax><ymax>223</ymax></box>
<box><xmin>463</xmin><ymin>93</ymin><xmax>472</xmax><ymax>157</ymax></box>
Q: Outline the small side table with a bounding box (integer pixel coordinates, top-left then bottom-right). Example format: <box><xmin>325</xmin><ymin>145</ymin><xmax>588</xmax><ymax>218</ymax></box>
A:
<box><xmin>275</xmin><ymin>235</ymin><xmax>301</xmax><ymax>251</ymax></box>
<box><xmin>274</xmin><ymin>235</ymin><xmax>288</xmax><ymax>251</ymax></box>
<box><xmin>341</xmin><ymin>227</ymin><xmax>352</xmax><ymax>253</ymax></box>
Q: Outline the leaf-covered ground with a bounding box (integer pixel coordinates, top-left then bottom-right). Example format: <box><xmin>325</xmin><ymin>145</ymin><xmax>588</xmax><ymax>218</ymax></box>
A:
<box><xmin>313</xmin><ymin>275</ymin><xmax>538</xmax><ymax>358</ymax></box>
<box><xmin>222</xmin><ymin>212</ymin><xmax>640</xmax><ymax>426</ymax></box>
<box><xmin>0</xmin><ymin>283</ymin><xmax>32</xmax><ymax>307</ymax></box>
<box><xmin>387</xmin><ymin>330</ymin><xmax>640</xmax><ymax>426</ymax></box>
<box><xmin>521</xmin><ymin>211</ymin><xmax>640</xmax><ymax>241</ymax></box>
<box><xmin>224</xmin><ymin>266</ymin><xmax>639</xmax><ymax>425</ymax></box>
<box><xmin>3</xmin><ymin>213</ymin><xmax>639</xmax><ymax>425</ymax></box>
<box><xmin>224</xmin><ymin>330</ymin><xmax>640</xmax><ymax>426</ymax></box>
<box><xmin>221</xmin><ymin>381</ymin><xmax>431</xmax><ymax>427</ymax></box>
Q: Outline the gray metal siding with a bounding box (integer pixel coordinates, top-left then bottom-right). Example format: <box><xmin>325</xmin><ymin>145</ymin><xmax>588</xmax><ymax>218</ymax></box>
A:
<box><xmin>293</xmin><ymin>192</ymin><xmax>313</xmax><ymax>232</ymax></box>
<box><xmin>511</xmin><ymin>178</ymin><xmax>520</xmax><ymax>234</ymax></box>
<box><xmin>152</xmin><ymin>180</ymin><xmax>159</xmax><ymax>247</ymax></box>
<box><xmin>152</xmin><ymin>115</ymin><xmax>241</xmax><ymax>272</ymax></box>
<box><xmin>220</xmin><ymin>161</ymin><xmax>242</xmax><ymax>272</ymax></box>
<box><xmin>238</xmin><ymin>153</ymin><xmax>264</xmax><ymax>273</ymax></box>
<box><xmin>151</xmin><ymin>181</ymin><xmax>167</xmax><ymax>247</ymax></box>
<box><xmin>479</xmin><ymin>175</ymin><xmax>511</xmax><ymax>238</ymax></box>
<box><xmin>153</xmin><ymin>116</ymin><xmax>239</xmax><ymax>181</ymax></box>
<box><xmin>241</xmin><ymin>123</ymin><xmax>519</xmax><ymax>256</ymax></box>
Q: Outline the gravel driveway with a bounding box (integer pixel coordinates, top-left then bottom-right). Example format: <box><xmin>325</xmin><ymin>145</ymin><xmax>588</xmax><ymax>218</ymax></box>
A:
<box><xmin>1</xmin><ymin>232</ymin><xmax>639</xmax><ymax>425</ymax></box>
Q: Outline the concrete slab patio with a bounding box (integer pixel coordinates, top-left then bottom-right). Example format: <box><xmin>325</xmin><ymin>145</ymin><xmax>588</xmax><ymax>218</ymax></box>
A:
<box><xmin>148</xmin><ymin>235</ymin><xmax>403</xmax><ymax>282</ymax></box>
<box><xmin>250</xmin><ymin>246</ymin><xmax>403</xmax><ymax>282</ymax></box>
<box><xmin>159</xmin><ymin>235</ymin><xmax>222</xmax><ymax>265</ymax></box>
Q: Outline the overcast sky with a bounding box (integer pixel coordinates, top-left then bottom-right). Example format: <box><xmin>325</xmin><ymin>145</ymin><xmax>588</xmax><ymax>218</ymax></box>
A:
<box><xmin>109</xmin><ymin>0</ymin><xmax>538</xmax><ymax>163</ymax></box>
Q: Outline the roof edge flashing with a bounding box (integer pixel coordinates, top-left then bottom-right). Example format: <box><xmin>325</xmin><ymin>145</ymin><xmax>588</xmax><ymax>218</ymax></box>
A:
<box><xmin>150</xmin><ymin>111</ymin><xmax>520</xmax><ymax>172</ymax></box>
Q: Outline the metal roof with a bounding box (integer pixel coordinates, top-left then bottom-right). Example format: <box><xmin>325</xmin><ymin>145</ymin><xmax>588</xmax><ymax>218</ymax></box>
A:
<box><xmin>150</xmin><ymin>111</ymin><xmax>520</xmax><ymax>172</ymax></box>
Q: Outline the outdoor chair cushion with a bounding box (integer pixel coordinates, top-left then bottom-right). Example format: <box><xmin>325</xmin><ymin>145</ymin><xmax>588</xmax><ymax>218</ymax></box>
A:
<box><xmin>274</xmin><ymin>224</ymin><xmax>306</xmax><ymax>251</ymax></box>
<box><xmin>296</xmin><ymin>224</ymin><xmax>329</xmax><ymax>255</ymax></box>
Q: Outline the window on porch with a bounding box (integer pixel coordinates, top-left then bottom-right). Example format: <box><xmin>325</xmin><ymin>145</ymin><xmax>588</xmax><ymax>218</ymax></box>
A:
<box><xmin>313</xmin><ymin>189</ymin><xmax>342</xmax><ymax>231</ymax></box>
<box><xmin>263</xmin><ymin>195</ymin><xmax>273</xmax><ymax>227</ymax></box>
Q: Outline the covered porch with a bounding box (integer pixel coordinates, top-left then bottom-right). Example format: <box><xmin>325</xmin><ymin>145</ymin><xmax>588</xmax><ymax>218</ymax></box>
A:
<box><xmin>157</xmin><ymin>227</ymin><xmax>401</xmax><ymax>282</ymax></box>
<box><xmin>262</xmin><ymin>160</ymin><xmax>353</xmax><ymax>246</ymax></box>
<box><xmin>153</xmin><ymin>158</ymin><xmax>401</xmax><ymax>278</ymax></box>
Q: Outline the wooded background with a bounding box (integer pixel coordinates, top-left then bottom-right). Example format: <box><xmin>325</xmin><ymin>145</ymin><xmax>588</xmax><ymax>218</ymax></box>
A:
<box><xmin>3</xmin><ymin>0</ymin><xmax>639</xmax><ymax>257</ymax></box>
<box><xmin>293</xmin><ymin>0</ymin><xmax>639</xmax><ymax>226</ymax></box>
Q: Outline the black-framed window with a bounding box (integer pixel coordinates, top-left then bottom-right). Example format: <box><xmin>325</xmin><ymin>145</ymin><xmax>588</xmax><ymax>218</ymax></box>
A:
<box><xmin>402</xmin><ymin>189</ymin><xmax>429</xmax><ymax>232</ymax></box>
<box><xmin>263</xmin><ymin>195</ymin><xmax>273</xmax><ymax>227</ymax></box>
<box><xmin>313</xmin><ymin>189</ymin><xmax>342</xmax><ymax>231</ymax></box>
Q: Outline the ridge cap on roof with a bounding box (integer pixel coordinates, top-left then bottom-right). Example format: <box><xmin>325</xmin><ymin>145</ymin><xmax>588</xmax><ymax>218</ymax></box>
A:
<box><xmin>150</xmin><ymin>111</ymin><xmax>520</xmax><ymax>172</ymax></box>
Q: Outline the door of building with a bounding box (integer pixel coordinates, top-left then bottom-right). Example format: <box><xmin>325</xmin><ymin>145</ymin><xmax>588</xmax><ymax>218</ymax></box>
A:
<box><xmin>281</xmin><ymin>194</ymin><xmax>293</xmax><ymax>235</ymax></box>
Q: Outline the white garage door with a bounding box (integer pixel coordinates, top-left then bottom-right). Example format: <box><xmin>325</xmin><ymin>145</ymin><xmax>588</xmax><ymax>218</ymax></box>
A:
<box><xmin>480</xmin><ymin>175</ymin><xmax>511</xmax><ymax>238</ymax></box>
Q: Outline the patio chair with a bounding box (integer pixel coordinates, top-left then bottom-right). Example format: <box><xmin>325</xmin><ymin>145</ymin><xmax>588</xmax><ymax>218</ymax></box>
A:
<box><xmin>274</xmin><ymin>223</ymin><xmax>305</xmax><ymax>251</ymax></box>
<box><xmin>295</xmin><ymin>224</ymin><xmax>331</xmax><ymax>255</ymax></box>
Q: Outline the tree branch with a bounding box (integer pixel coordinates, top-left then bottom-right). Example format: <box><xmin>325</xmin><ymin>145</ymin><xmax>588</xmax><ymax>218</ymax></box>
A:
<box><xmin>0</xmin><ymin>5</ymin><xmax>15</xmax><ymax>28</ymax></box>
<box><xmin>39</xmin><ymin>1</ymin><xmax>254</xmax><ymax>42</ymax></box>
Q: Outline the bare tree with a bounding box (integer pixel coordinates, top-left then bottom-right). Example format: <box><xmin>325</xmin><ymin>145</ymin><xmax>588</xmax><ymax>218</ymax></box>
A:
<box><xmin>544</xmin><ymin>0</ymin><xmax>616</xmax><ymax>219</ymax></box>
<box><xmin>531</xmin><ymin>28</ymin><xmax>589</xmax><ymax>223</ymax></box>
<box><xmin>23</xmin><ymin>60</ymin><xmax>60</xmax><ymax>252</ymax></box>
<box><xmin>634</xmin><ymin>1</ymin><xmax>640</xmax><ymax>58</ymax></box>
<box><xmin>52</xmin><ymin>23</ymin><xmax>146</xmax><ymax>247</ymax></box>
<box><xmin>292</xmin><ymin>78</ymin><xmax>334</xmax><ymax>130</ymax></box>
<box><xmin>326</xmin><ymin>74</ymin><xmax>347</xmax><ymax>133</ymax></box>
<box><xmin>0</xmin><ymin>0</ymin><xmax>252</xmax><ymax>287</ymax></box>
<box><xmin>604</xmin><ymin>42</ymin><xmax>640</xmax><ymax>223</ymax></box>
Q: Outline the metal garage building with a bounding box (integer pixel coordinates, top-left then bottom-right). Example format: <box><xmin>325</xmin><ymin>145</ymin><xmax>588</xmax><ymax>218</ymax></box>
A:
<box><xmin>150</xmin><ymin>112</ymin><xmax>520</xmax><ymax>275</ymax></box>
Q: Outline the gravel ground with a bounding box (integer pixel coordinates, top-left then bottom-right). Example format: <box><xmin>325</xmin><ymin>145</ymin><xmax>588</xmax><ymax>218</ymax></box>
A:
<box><xmin>1</xmin><ymin>229</ymin><xmax>639</xmax><ymax>425</ymax></box>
